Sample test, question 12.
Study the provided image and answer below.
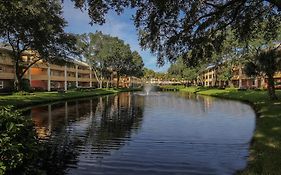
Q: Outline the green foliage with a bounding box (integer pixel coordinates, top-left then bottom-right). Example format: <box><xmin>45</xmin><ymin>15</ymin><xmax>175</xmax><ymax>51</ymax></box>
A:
<box><xmin>244</xmin><ymin>47</ymin><xmax>281</xmax><ymax>99</ymax></box>
<box><xmin>0</xmin><ymin>106</ymin><xmax>40</xmax><ymax>174</ymax></box>
<box><xmin>77</xmin><ymin>32</ymin><xmax>144</xmax><ymax>87</ymax></box>
<box><xmin>73</xmin><ymin>0</ymin><xmax>280</xmax><ymax>66</ymax></box>
<box><xmin>103</xmin><ymin>37</ymin><xmax>143</xmax><ymax>79</ymax></box>
<box><xmin>20</xmin><ymin>79</ymin><xmax>31</xmax><ymax>92</ymax></box>
<box><xmin>143</xmin><ymin>68</ymin><xmax>156</xmax><ymax>79</ymax></box>
<box><xmin>129</xmin><ymin>51</ymin><xmax>145</xmax><ymax>77</ymax></box>
<box><xmin>168</xmin><ymin>58</ymin><xmax>200</xmax><ymax>81</ymax></box>
<box><xmin>0</xmin><ymin>0</ymin><xmax>78</xmax><ymax>91</ymax></box>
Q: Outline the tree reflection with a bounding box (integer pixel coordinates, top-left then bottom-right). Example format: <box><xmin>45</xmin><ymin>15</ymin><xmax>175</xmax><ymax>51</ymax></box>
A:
<box><xmin>88</xmin><ymin>93</ymin><xmax>144</xmax><ymax>154</ymax></box>
<box><xmin>29</xmin><ymin>92</ymin><xmax>144</xmax><ymax>174</ymax></box>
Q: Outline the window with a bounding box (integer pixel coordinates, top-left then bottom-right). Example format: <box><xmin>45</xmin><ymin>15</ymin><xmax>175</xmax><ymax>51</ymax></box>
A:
<box><xmin>0</xmin><ymin>81</ymin><xmax>3</xmax><ymax>89</ymax></box>
<box><xmin>0</xmin><ymin>66</ymin><xmax>3</xmax><ymax>72</ymax></box>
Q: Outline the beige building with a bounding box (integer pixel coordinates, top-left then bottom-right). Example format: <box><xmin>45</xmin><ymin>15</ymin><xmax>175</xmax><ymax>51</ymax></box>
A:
<box><xmin>199</xmin><ymin>65</ymin><xmax>228</xmax><ymax>87</ymax></box>
<box><xmin>199</xmin><ymin>64</ymin><xmax>281</xmax><ymax>89</ymax></box>
<box><xmin>0</xmin><ymin>48</ymin><xmax>142</xmax><ymax>91</ymax></box>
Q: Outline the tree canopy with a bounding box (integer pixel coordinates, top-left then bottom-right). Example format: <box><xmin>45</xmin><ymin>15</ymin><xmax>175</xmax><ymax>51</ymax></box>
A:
<box><xmin>72</xmin><ymin>0</ymin><xmax>281</xmax><ymax>66</ymax></box>
<box><xmin>77</xmin><ymin>32</ymin><xmax>144</xmax><ymax>87</ymax></box>
<box><xmin>245</xmin><ymin>46</ymin><xmax>281</xmax><ymax>100</ymax></box>
<box><xmin>0</xmin><ymin>0</ymin><xmax>78</xmax><ymax>90</ymax></box>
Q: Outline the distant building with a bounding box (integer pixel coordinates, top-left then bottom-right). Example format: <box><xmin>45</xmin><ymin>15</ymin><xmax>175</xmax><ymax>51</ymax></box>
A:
<box><xmin>199</xmin><ymin>65</ymin><xmax>228</xmax><ymax>87</ymax></box>
<box><xmin>198</xmin><ymin>63</ymin><xmax>281</xmax><ymax>89</ymax></box>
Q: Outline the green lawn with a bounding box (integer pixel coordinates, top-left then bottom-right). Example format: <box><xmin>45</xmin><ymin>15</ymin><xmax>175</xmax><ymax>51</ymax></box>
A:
<box><xmin>0</xmin><ymin>88</ymin><xmax>140</xmax><ymax>108</ymax></box>
<box><xmin>177</xmin><ymin>86</ymin><xmax>281</xmax><ymax>174</ymax></box>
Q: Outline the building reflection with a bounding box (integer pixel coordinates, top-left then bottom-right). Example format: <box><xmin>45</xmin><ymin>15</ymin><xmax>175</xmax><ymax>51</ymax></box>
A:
<box><xmin>166</xmin><ymin>92</ymin><xmax>249</xmax><ymax>117</ymax></box>
<box><xmin>28</xmin><ymin>92</ymin><xmax>144</xmax><ymax>174</ymax></box>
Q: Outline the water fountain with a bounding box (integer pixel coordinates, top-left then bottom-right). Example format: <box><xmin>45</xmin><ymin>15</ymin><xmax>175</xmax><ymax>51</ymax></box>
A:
<box><xmin>144</xmin><ymin>84</ymin><xmax>153</xmax><ymax>95</ymax></box>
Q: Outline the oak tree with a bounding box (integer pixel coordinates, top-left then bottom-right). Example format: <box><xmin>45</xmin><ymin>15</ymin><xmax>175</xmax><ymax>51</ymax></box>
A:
<box><xmin>0</xmin><ymin>0</ymin><xmax>78</xmax><ymax>91</ymax></box>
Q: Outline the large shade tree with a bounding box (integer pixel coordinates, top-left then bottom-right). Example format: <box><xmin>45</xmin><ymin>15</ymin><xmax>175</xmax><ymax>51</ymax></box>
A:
<box><xmin>0</xmin><ymin>0</ymin><xmax>78</xmax><ymax>91</ymax></box>
<box><xmin>72</xmin><ymin>0</ymin><xmax>281</xmax><ymax>66</ymax></box>
<box><xmin>244</xmin><ymin>47</ymin><xmax>281</xmax><ymax>100</ymax></box>
<box><xmin>77</xmin><ymin>32</ymin><xmax>144</xmax><ymax>88</ymax></box>
<box><xmin>129</xmin><ymin>51</ymin><xmax>145</xmax><ymax>78</ymax></box>
<box><xmin>105</xmin><ymin>38</ymin><xmax>136</xmax><ymax>87</ymax></box>
<box><xmin>77</xmin><ymin>32</ymin><xmax>113</xmax><ymax>88</ymax></box>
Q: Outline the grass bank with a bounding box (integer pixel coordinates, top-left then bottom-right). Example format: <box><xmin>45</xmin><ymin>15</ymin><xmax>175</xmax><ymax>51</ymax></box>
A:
<box><xmin>0</xmin><ymin>88</ymin><xmax>141</xmax><ymax>108</ymax></box>
<box><xmin>177</xmin><ymin>86</ymin><xmax>281</xmax><ymax>174</ymax></box>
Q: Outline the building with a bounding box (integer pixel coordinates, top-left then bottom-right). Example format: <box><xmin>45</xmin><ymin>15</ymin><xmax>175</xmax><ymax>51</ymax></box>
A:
<box><xmin>0</xmin><ymin>47</ymin><xmax>142</xmax><ymax>91</ymax></box>
<box><xmin>0</xmin><ymin>47</ymin><xmax>98</xmax><ymax>91</ymax></box>
<box><xmin>199</xmin><ymin>65</ymin><xmax>228</xmax><ymax>87</ymax></box>
<box><xmin>231</xmin><ymin>65</ymin><xmax>281</xmax><ymax>89</ymax></box>
<box><xmin>198</xmin><ymin>63</ymin><xmax>281</xmax><ymax>89</ymax></box>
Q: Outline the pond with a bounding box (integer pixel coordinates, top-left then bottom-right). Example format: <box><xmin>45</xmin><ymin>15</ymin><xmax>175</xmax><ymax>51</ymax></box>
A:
<box><xmin>27</xmin><ymin>92</ymin><xmax>256</xmax><ymax>175</ymax></box>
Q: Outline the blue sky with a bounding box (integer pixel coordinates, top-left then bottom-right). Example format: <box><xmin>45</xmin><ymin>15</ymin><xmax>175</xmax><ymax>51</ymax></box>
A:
<box><xmin>62</xmin><ymin>1</ymin><xmax>169</xmax><ymax>72</ymax></box>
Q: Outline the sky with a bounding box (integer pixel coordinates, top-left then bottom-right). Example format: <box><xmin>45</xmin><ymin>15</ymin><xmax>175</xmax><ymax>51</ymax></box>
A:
<box><xmin>62</xmin><ymin>1</ymin><xmax>170</xmax><ymax>72</ymax></box>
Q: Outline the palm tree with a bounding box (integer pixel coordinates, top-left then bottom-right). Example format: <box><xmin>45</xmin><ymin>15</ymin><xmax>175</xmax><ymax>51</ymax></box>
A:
<box><xmin>244</xmin><ymin>47</ymin><xmax>281</xmax><ymax>100</ymax></box>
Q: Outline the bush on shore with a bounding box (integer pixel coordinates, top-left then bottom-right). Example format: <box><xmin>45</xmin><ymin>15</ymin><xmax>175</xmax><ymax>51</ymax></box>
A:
<box><xmin>0</xmin><ymin>106</ymin><xmax>41</xmax><ymax>174</ymax></box>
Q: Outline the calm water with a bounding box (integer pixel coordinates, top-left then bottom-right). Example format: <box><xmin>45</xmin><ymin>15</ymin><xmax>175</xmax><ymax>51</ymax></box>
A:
<box><xmin>28</xmin><ymin>92</ymin><xmax>256</xmax><ymax>175</ymax></box>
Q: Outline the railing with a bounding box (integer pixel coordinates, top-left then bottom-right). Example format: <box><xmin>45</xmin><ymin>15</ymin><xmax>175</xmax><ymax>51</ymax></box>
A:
<box><xmin>0</xmin><ymin>72</ymin><xmax>14</xmax><ymax>79</ymax></box>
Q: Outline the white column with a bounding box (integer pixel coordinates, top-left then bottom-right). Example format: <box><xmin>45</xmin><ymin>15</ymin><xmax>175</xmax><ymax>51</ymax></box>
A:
<box><xmin>261</xmin><ymin>77</ymin><xmax>266</xmax><ymax>88</ymax></box>
<box><xmin>255</xmin><ymin>78</ymin><xmax>259</xmax><ymax>88</ymax></box>
<box><xmin>75</xmin><ymin>65</ymin><xmax>78</xmax><ymax>87</ymax></box>
<box><xmin>47</xmin><ymin>65</ymin><xmax>51</xmax><ymax>91</ymax></box>
<box><xmin>238</xmin><ymin>65</ymin><xmax>243</xmax><ymax>88</ymax></box>
<box><xmin>129</xmin><ymin>77</ymin><xmax>132</xmax><ymax>87</ymax></box>
<box><xmin>90</xmin><ymin>68</ymin><xmax>92</xmax><ymax>88</ymax></box>
<box><xmin>64</xmin><ymin>65</ymin><xmax>67</xmax><ymax>91</ymax></box>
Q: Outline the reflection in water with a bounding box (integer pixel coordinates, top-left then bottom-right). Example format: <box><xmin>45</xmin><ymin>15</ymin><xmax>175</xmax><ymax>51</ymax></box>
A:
<box><xmin>29</xmin><ymin>93</ymin><xmax>144</xmax><ymax>174</ymax></box>
<box><xmin>29</xmin><ymin>92</ymin><xmax>255</xmax><ymax>175</ymax></box>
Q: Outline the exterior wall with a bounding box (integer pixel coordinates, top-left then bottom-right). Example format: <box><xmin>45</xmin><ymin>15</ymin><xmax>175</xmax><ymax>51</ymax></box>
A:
<box><xmin>0</xmin><ymin>48</ymin><xmax>95</xmax><ymax>91</ymax></box>
<box><xmin>0</xmin><ymin>48</ymin><xmax>143</xmax><ymax>91</ymax></box>
<box><xmin>0</xmin><ymin>79</ymin><xmax>13</xmax><ymax>89</ymax></box>
<box><xmin>31</xmin><ymin>80</ymin><xmax>48</xmax><ymax>90</ymax></box>
<box><xmin>200</xmin><ymin>67</ymin><xmax>219</xmax><ymax>87</ymax></box>
<box><xmin>114</xmin><ymin>76</ymin><xmax>142</xmax><ymax>88</ymax></box>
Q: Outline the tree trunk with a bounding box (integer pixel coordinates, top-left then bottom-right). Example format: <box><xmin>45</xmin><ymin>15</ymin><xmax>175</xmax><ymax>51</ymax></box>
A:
<box><xmin>214</xmin><ymin>69</ymin><xmax>218</xmax><ymax>87</ymax></box>
<box><xmin>267</xmin><ymin>74</ymin><xmax>277</xmax><ymax>100</ymax></box>
<box><xmin>106</xmin><ymin>81</ymin><xmax>109</xmax><ymax>89</ymax></box>
<box><xmin>14</xmin><ymin>68</ymin><xmax>24</xmax><ymax>91</ymax></box>
<box><xmin>99</xmin><ymin>80</ymin><xmax>103</xmax><ymax>88</ymax></box>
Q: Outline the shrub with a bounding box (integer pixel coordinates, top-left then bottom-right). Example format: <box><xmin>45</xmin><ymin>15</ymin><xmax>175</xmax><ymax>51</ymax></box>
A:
<box><xmin>0</xmin><ymin>106</ymin><xmax>41</xmax><ymax>174</ymax></box>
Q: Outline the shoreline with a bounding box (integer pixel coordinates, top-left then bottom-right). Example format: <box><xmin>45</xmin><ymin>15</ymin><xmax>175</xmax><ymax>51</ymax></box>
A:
<box><xmin>176</xmin><ymin>86</ymin><xmax>281</xmax><ymax>174</ymax></box>
<box><xmin>0</xmin><ymin>88</ymin><xmax>141</xmax><ymax>109</ymax></box>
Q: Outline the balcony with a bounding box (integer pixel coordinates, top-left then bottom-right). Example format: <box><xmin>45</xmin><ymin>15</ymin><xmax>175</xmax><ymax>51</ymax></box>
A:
<box><xmin>0</xmin><ymin>59</ymin><xmax>13</xmax><ymax>65</ymax></box>
<box><xmin>0</xmin><ymin>72</ymin><xmax>14</xmax><ymax>79</ymax></box>
<box><xmin>78</xmin><ymin>69</ymin><xmax>91</xmax><ymax>74</ymax></box>
<box><xmin>67</xmin><ymin>77</ymin><xmax>76</xmax><ymax>82</ymax></box>
<box><xmin>50</xmin><ymin>65</ymin><xmax>65</xmax><ymax>71</ymax></box>
<box><xmin>31</xmin><ymin>74</ymin><xmax>49</xmax><ymax>81</ymax></box>
<box><xmin>78</xmin><ymin>77</ymin><xmax>91</xmax><ymax>82</ymax></box>
<box><xmin>51</xmin><ymin>76</ymin><xmax>65</xmax><ymax>81</ymax></box>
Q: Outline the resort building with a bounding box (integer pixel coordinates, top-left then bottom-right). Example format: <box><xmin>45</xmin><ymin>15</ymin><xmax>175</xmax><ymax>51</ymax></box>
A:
<box><xmin>199</xmin><ymin>64</ymin><xmax>281</xmax><ymax>89</ymax></box>
<box><xmin>199</xmin><ymin>65</ymin><xmax>228</xmax><ymax>87</ymax></box>
<box><xmin>0</xmin><ymin>47</ymin><xmax>142</xmax><ymax>91</ymax></box>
